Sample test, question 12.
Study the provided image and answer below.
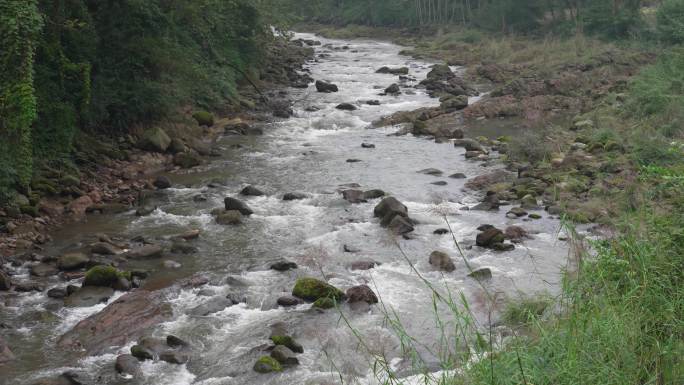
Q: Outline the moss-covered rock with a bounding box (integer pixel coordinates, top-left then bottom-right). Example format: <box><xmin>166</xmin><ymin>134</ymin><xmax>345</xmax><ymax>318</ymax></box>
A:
<box><xmin>192</xmin><ymin>111</ymin><xmax>215</xmax><ymax>127</ymax></box>
<box><xmin>253</xmin><ymin>356</ymin><xmax>282</xmax><ymax>373</ymax></box>
<box><xmin>173</xmin><ymin>152</ymin><xmax>201</xmax><ymax>169</ymax></box>
<box><xmin>292</xmin><ymin>277</ymin><xmax>344</xmax><ymax>301</ymax></box>
<box><xmin>83</xmin><ymin>265</ymin><xmax>126</xmax><ymax>287</ymax></box>
<box><xmin>138</xmin><ymin>127</ymin><xmax>171</xmax><ymax>152</ymax></box>
<box><xmin>270</xmin><ymin>335</ymin><xmax>303</xmax><ymax>353</ymax></box>
<box><xmin>312</xmin><ymin>297</ymin><xmax>335</xmax><ymax>309</ymax></box>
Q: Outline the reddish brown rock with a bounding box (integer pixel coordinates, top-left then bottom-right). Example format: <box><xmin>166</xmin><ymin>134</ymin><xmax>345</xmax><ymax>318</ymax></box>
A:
<box><xmin>58</xmin><ymin>290</ymin><xmax>172</xmax><ymax>355</ymax></box>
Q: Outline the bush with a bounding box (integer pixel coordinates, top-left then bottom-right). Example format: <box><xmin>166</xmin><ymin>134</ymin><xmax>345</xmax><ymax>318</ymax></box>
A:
<box><xmin>192</xmin><ymin>111</ymin><xmax>215</xmax><ymax>127</ymax></box>
<box><xmin>627</xmin><ymin>48</ymin><xmax>684</xmax><ymax>127</ymax></box>
<box><xmin>657</xmin><ymin>0</ymin><xmax>684</xmax><ymax>44</ymax></box>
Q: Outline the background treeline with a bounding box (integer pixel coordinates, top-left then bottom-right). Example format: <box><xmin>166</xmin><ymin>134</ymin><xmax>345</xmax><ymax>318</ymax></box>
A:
<box><xmin>287</xmin><ymin>0</ymin><xmax>683</xmax><ymax>39</ymax></box>
<box><xmin>0</xmin><ymin>0</ymin><xmax>284</xmax><ymax>204</ymax></box>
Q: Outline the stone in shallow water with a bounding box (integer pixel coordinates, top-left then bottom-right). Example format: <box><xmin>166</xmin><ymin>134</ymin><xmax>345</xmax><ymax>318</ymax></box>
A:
<box><xmin>270</xmin><ymin>345</ymin><xmax>299</xmax><ymax>366</ymax></box>
<box><xmin>468</xmin><ymin>268</ymin><xmax>492</xmax><ymax>280</ymax></box>
<box><xmin>277</xmin><ymin>295</ymin><xmax>303</xmax><ymax>307</ymax></box>
<box><xmin>64</xmin><ymin>287</ymin><xmax>114</xmax><ymax>308</ymax></box>
<box><xmin>429</xmin><ymin>251</ymin><xmax>456</xmax><ymax>272</ymax></box>
<box><xmin>188</xmin><ymin>296</ymin><xmax>234</xmax><ymax>316</ymax></box>
<box><xmin>346</xmin><ymin>285</ymin><xmax>378</xmax><ymax>304</ymax></box>
<box><xmin>224</xmin><ymin>197</ymin><xmax>253</xmax><ymax>216</ymax></box>
<box><xmin>253</xmin><ymin>356</ymin><xmax>282</xmax><ymax>373</ymax></box>
<box><xmin>270</xmin><ymin>260</ymin><xmax>297</xmax><ymax>271</ymax></box>
<box><xmin>115</xmin><ymin>354</ymin><xmax>141</xmax><ymax>377</ymax></box>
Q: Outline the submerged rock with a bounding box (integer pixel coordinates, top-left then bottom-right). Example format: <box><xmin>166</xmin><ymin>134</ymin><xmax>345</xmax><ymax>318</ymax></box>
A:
<box><xmin>350</xmin><ymin>260</ymin><xmax>379</xmax><ymax>270</ymax></box>
<box><xmin>64</xmin><ymin>286</ymin><xmax>115</xmax><ymax>307</ymax></box>
<box><xmin>468</xmin><ymin>267</ymin><xmax>493</xmax><ymax>280</ymax></box>
<box><xmin>336</xmin><ymin>102</ymin><xmax>357</xmax><ymax>111</ymax></box>
<box><xmin>376</xmin><ymin>66</ymin><xmax>409</xmax><ymax>75</ymax></box>
<box><xmin>0</xmin><ymin>336</ymin><xmax>15</xmax><ymax>364</ymax></box>
<box><xmin>269</xmin><ymin>335</ymin><xmax>303</xmax><ymax>354</ymax></box>
<box><xmin>216</xmin><ymin>210</ymin><xmax>243</xmax><ymax>225</ymax></box>
<box><xmin>188</xmin><ymin>296</ymin><xmax>234</xmax><ymax>316</ymax></box>
<box><xmin>153</xmin><ymin>176</ymin><xmax>172</xmax><ymax>189</ymax></box>
<box><xmin>240</xmin><ymin>185</ymin><xmax>265</xmax><ymax>196</ymax></box>
<box><xmin>159</xmin><ymin>350</ymin><xmax>188</xmax><ymax>365</ymax></box>
<box><xmin>283</xmin><ymin>192</ymin><xmax>308</xmax><ymax>201</ymax></box>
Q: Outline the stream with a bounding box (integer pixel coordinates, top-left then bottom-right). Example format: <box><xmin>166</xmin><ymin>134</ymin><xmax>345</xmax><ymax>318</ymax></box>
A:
<box><xmin>1</xmin><ymin>33</ymin><xmax>573</xmax><ymax>385</ymax></box>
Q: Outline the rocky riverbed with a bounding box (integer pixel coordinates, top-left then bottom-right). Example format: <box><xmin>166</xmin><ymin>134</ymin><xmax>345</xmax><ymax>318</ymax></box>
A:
<box><xmin>0</xmin><ymin>33</ymin><xmax>585</xmax><ymax>385</ymax></box>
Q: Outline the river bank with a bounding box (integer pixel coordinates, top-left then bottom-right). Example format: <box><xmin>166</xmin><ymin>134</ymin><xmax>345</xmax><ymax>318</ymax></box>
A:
<box><xmin>0</xmin><ymin>37</ymin><xmax>315</xmax><ymax>258</ymax></box>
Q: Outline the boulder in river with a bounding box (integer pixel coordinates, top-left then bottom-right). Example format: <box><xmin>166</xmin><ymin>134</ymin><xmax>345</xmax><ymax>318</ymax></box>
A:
<box><xmin>167</xmin><ymin>335</ymin><xmax>189</xmax><ymax>348</ymax></box>
<box><xmin>342</xmin><ymin>189</ymin><xmax>366</xmax><ymax>203</ymax></box>
<box><xmin>83</xmin><ymin>266</ymin><xmax>124</xmax><ymax>287</ymax></box>
<box><xmin>58</xmin><ymin>289</ymin><xmax>173</xmax><ymax>355</ymax></box>
<box><xmin>269</xmin><ymin>335</ymin><xmax>303</xmax><ymax>354</ymax></box>
<box><xmin>336</xmin><ymin>103</ymin><xmax>357</xmax><ymax>111</ymax></box>
<box><xmin>270</xmin><ymin>345</ymin><xmax>299</xmax><ymax>366</ymax></box>
<box><xmin>429</xmin><ymin>251</ymin><xmax>456</xmax><ymax>272</ymax></box>
<box><xmin>454</xmin><ymin>138</ymin><xmax>486</xmax><ymax>152</ymax></box>
<box><xmin>464</xmin><ymin>170</ymin><xmax>515</xmax><ymax>191</ymax></box>
<box><xmin>346</xmin><ymin>285</ymin><xmax>378</xmax><ymax>304</ymax></box>
<box><xmin>388</xmin><ymin>215</ymin><xmax>414</xmax><ymax>235</ymax></box>
<box><xmin>374</xmin><ymin>197</ymin><xmax>408</xmax><ymax>220</ymax></box>
<box><xmin>363</xmin><ymin>189</ymin><xmax>385</xmax><ymax>200</ymax></box>
<box><xmin>240</xmin><ymin>185</ymin><xmax>265</xmax><ymax>196</ymax></box>
<box><xmin>449</xmin><ymin>173</ymin><xmax>467</xmax><ymax>179</ymax></box>
<box><xmin>277</xmin><ymin>295</ymin><xmax>303</xmax><ymax>307</ymax></box>
<box><xmin>115</xmin><ymin>354</ymin><xmax>141</xmax><ymax>377</ymax></box>
<box><xmin>440</xmin><ymin>95</ymin><xmax>468</xmax><ymax>111</ymax></box>
<box><xmin>130</xmin><ymin>344</ymin><xmax>154</xmax><ymax>361</ymax></box>
<box><xmin>385</xmin><ymin>83</ymin><xmax>401</xmax><ymax>95</ymax></box>
<box><xmin>153</xmin><ymin>176</ymin><xmax>172</xmax><ymax>189</ymax></box>
<box><xmin>361</xmin><ymin>142</ymin><xmax>375</xmax><ymax>148</ymax></box>
<box><xmin>315</xmin><ymin>80</ymin><xmax>338</xmax><ymax>93</ymax></box>
<box><xmin>505</xmin><ymin>225</ymin><xmax>529</xmax><ymax>242</ymax></box>
<box><xmin>292</xmin><ymin>277</ymin><xmax>344</xmax><ymax>302</ymax></box>
<box><xmin>376</xmin><ymin>66</ymin><xmax>409</xmax><ymax>75</ymax></box>
<box><xmin>254</xmin><ymin>356</ymin><xmax>283</xmax><ymax>373</ymax></box>
<box><xmin>476</xmin><ymin>228</ymin><xmax>505</xmax><ymax>248</ymax></box>
<box><xmin>283</xmin><ymin>192</ymin><xmax>308</xmax><ymax>201</ymax></box>
<box><xmin>224</xmin><ymin>197</ymin><xmax>253</xmax><ymax>216</ymax></box>
<box><xmin>418</xmin><ymin>168</ymin><xmax>443</xmax><ymax>176</ymax></box>
<box><xmin>468</xmin><ymin>267</ymin><xmax>493</xmax><ymax>280</ymax></box>
<box><xmin>350</xmin><ymin>260</ymin><xmax>379</xmax><ymax>270</ymax></box>
<box><xmin>270</xmin><ymin>260</ymin><xmax>298</xmax><ymax>271</ymax></box>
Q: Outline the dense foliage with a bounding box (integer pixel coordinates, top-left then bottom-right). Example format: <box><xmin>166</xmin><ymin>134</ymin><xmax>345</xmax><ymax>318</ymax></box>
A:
<box><xmin>0</xmin><ymin>0</ymin><xmax>275</xmax><ymax>203</ymax></box>
<box><xmin>287</xmin><ymin>0</ymin><xmax>647</xmax><ymax>37</ymax></box>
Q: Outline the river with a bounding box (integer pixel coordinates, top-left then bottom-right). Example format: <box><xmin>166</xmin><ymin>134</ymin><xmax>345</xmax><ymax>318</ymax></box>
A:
<box><xmin>1</xmin><ymin>33</ymin><xmax>572</xmax><ymax>385</ymax></box>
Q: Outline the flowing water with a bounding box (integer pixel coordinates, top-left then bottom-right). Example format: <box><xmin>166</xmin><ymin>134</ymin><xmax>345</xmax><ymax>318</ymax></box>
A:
<box><xmin>1</xmin><ymin>33</ymin><xmax>575</xmax><ymax>385</ymax></box>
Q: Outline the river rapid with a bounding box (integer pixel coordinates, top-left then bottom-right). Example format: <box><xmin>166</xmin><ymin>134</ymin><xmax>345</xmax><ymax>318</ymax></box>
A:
<box><xmin>1</xmin><ymin>33</ymin><xmax>574</xmax><ymax>385</ymax></box>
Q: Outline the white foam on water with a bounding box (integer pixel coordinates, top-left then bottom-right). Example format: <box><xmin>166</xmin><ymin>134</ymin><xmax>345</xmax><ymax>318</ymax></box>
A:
<box><xmin>54</xmin><ymin>291</ymin><xmax>126</xmax><ymax>334</ymax></box>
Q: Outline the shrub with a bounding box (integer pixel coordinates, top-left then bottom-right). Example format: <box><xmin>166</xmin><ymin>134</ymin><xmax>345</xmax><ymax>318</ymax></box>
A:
<box><xmin>657</xmin><ymin>0</ymin><xmax>684</xmax><ymax>44</ymax></box>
